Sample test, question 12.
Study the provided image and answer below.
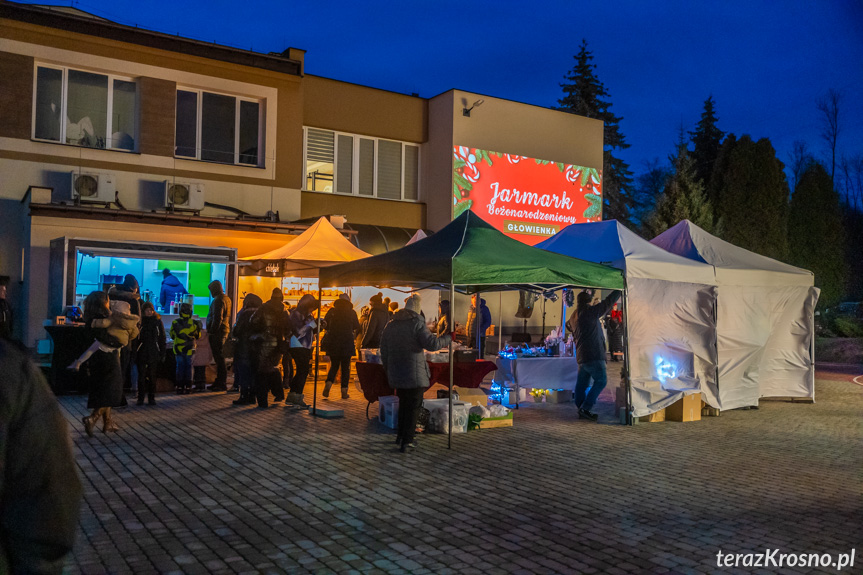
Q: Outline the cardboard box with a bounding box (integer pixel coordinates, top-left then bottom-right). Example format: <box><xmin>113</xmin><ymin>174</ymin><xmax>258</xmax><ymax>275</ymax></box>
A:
<box><xmin>502</xmin><ymin>388</ymin><xmax>527</xmax><ymax>405</ymax></box>
<box><xmin>454</xmin><ymin>386</ymin><xmax>488</xmax><ymax>407</ymax></box>
<box><xmin>666</xmin><ymin>393</ymin><xmax>702</xmax><ymax>422</ymax></box>
<box><xmin>637</xmin><ymin>409</ymin><xmax>666</xmax><ymax>423</ymax></box>
<box><xmin>478</xmin><ymin>412</ymin><xmax>513</xmax><ymax>429</ymax></box>
<box><xmin>545</xmin><ymin>389</ymin><xmax>572</xmax><ymax>404</ymax></box>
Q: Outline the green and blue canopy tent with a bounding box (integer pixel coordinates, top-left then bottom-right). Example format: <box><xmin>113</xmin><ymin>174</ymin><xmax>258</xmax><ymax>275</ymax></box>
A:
<box><xmin>317</xmin><ymin>211</ymin><xmax>625</xmax><ymax>445</ymax></box>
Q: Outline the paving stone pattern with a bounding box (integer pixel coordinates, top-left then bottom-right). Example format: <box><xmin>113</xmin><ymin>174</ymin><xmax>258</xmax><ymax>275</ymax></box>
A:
<box><xmin>59</xmin><ymin>371</ymin><xmax>862</xmax><ymax>574</ymax></box>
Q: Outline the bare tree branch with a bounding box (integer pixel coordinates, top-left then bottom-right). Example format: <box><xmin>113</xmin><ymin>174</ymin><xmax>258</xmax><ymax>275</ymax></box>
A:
<box><xmin>816</xmin><ymin>89</ymin><xmax>842</xmax><ymax>185</ymax></box>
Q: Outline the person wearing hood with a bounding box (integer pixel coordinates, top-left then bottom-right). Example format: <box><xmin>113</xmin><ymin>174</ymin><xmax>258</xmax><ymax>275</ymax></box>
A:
<box><xmin>231</xmin><ymin>293</ymin><xmax>263</xmax><ymax>405</ymax></box>
<box><xmin>287</xmin><ymin>293</ymin><xmax>318</xmax><ymax>408</ymax></box>
<box><xmin>321</xmin><ymin>293</ymin><xmax>360</xmax><ymax>399</ymax></box>
<box><xmin>380</xmin><ymin>294</ymin><xmax>451</xmax><ymax>453</ymax></box>
<box><xmin>159</xmin><ymin>269</ymin><xmax>187</xmax><ymax>312</ymax></box>
<box><xmin>360</xmin><ymin>293</ymin><xmax>389</xmax><ymax>349</ymax></box>
<box><xmin>170</xmin><ymin>303</ymin><xmax>202</xmax><ymax>394</ymax></box>
<box><xmin>206</xmin><ymin>280</ymin><xmax>232</xmax><ymax>391</ymax></box>
<box><xmin>135</xmin><ymin>301</ymin><xmax>166</xmax><ymax>406</ymax></box>
<box><xmin>435</xmin><ymin>300</ymin><xmax>451</xmax><ymax>337</ymax></box>
<box><xmin>249</xmin><ymin>289</ymin><xmax>290</xmax><ymax>408</ymax></box>
<box><xmin>108</xmin><ymin>274</ymin><xmax>142</xmax><ymax>390</ymax></box>
<box><xmin>466</xmin><ymin>294</ymin><xmax>492</xmax><ymax>356</ymax></box>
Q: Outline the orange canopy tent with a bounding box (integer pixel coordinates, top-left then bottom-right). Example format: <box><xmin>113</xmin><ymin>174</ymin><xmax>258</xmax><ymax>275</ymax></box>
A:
<box><xmin>239</xmin><ymin>216</ymin><xmax>372</xmax><ymax>277</ymax></box>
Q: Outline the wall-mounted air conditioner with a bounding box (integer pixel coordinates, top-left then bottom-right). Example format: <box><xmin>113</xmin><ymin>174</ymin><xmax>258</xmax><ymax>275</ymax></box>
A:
<box><xmin>164</xmin><ymin>181</ymin><xmax>205</xmax><ymax>211</ymax></box>
<box><xmin>70</xmin><ymin>171</ymin><xmax>116</xmax><ymax>204</ymax></box>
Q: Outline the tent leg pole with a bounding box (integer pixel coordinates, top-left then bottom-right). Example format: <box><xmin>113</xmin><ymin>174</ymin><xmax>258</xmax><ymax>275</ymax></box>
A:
<box><xmin>622</xmin><ymin>281</ymin><xmax>632</xmax><ymax>426</ymax></box>
<box><xmin>448</xmin><ymin>282</ymin><xmax>455</xmax><ymax>450</ymax></box>
<box><xmin>312</xmin><ymin>286</ymin><xmax>322</xmax><ymax>416</ymax></box>
<box><xmin>498</xmin><ymin>291</ymin><xmax>503</xmax><ymax>354</ymax></box>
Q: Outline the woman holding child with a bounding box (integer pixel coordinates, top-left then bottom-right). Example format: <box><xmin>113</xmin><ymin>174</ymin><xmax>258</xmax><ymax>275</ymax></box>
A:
<box><xmin>74</xmin><ymin>291</ymin><xmax>136</xmax><ymax>436</ymax></box>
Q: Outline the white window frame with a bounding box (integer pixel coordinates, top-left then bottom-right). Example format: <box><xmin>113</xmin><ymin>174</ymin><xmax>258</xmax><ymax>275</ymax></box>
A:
<box><xmin>175</xmin><ymin>88</ymin><xmax>263</xmax><ymax>167</ymax></box>
<box><xmin>31</xmin><ymin>63</ymin><xmax>138</xmax><ymax>152</ymax></box>
<box><xmin>302</xmin><ymin>127</ymin><xmax>420</xmax><ymax>201</ymax></box>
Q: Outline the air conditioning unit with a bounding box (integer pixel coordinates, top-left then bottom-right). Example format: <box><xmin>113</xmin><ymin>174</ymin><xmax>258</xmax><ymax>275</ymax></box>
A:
<box><xmin>164</xmin><ymin>181</ymin><xmax>205</xmax><ymax>211</ymax></box>
<box><xmin>70</xmin><ymin>171</ymin><xmax>116</xmax><ymax>203</ymax></box>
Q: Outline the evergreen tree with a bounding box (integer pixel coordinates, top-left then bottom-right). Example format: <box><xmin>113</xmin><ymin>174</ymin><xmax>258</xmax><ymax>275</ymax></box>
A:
<box><xmin>688</xmin><ymin>95</ymin><xmax>725</xmax><ymax>195</ymax></box>
<box><xmin>788</xmin><ymin>163</ymin><xmax>846</xmax><ymax>308</ymax></box>
<box><xmin>558</xmin><ymin>39</ymin><xmax>636</xmax><ymax>227</ymax></box>
<box><xmin>712</xmin><ymin>135</ymin><xmax>790</xmax><ymax>260</ymax></box>
<box><xmin>643</xmin><ymin>142</ymin><xmax>720</xmax><ymax>238</ymax></box>
<box><xmin>633</xmin><ymin>158</ymin><xmax>671</xmax><ymax>231</ymax></box>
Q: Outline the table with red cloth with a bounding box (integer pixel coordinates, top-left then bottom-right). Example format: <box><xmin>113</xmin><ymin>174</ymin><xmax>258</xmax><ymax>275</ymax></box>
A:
<box><xmin>355</xmin><ymin>359</ymin><xmax>497</xmax><ymax>396</ymax></box>
<box><xmin>426</xmin><ymin>359</ymin><xmax>497</xmax><ymax>389</ymax></box>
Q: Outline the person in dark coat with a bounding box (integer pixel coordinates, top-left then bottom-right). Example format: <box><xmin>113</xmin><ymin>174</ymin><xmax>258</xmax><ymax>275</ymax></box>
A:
<box><xmin>136</xmin><ymin>301</ymin><xmax>166</xmax><ymax>406</ymax></box>
<box><xmin>322</xmin><ymin>293</ymin><xmax>360</xmax><ymax>400</ymax></box>
<box><xmin>108</xmin><ymin>274</ymin><xmax>142</xmax><ymax>390</ymax></box>
<box><xmin>466</xmin><ymin>294</ymin><xmax>492</xmax><ymax>355</ymax></box>
<box><xmin>360</xmin><ymin>294</ymin><xmax>389</xmax><ymax>349</ymax></box>
<box><xmin>159</xmin><ymin>268</ymin><xmax>187</xmax><ymax>312</ymax></box>
<box><xmin>380</xmin><ymin>294</ymin><xmax>451</xmax><ymax>453</ymax></box>
<box><xmin>78</xmin><ymin>291</ymin><xmax>128</xmax><ymax>435</ymax></box>
<box><xmin>249</xmin><ymin>289</ymin><xmax>290</xmax><ymax>408</ymax></box>
<box><xmin>566</xmin><ymin>289</ymin><xmax>622</xmax><ymax>421</ymax></box>
<box><xmin>0</xmin><ymin>276</ymin><xmax>14</xmax><ymax>341</ymax></box>
<box><xmin>287</xmin><ymin>293</ymin><xmax>318</xmax><ymax>408</ymax></box>
<box><xmin>231</xmin><ymin>293</ymin><xmax>263</xmax><ymax>405</ymax></box>
<box><xmin>0</xmin><ymin>338</ymin><xmax>82</xmax><ymax>574</ymax></box>
<box><xmin>206</xmin><ymin>280</ymin><xmax>232</xmax><ymax>391</ymax></box>
<box><xmin>435</xmin><ymin>299</ymin><xmax>451</xmax><ymax>337</ymax></box>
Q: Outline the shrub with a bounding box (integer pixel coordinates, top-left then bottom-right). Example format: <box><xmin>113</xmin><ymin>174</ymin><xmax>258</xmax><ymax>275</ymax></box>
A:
<box><xmin>832</xmin><ymin>317</ymin><xmax>863</xmax><ymax>338</ymax></box>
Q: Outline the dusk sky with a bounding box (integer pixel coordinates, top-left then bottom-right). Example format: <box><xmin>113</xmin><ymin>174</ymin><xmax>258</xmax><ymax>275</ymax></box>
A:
<box><xmin>32</xmin><ymin>0</ymin><xmax>863</xmax><ymax>181</ymax></box>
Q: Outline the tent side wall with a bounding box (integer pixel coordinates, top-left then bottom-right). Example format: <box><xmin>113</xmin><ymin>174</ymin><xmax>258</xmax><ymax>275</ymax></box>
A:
<box><xmin>626</xmin><ymin>278</ymin><xmax>719</xmax><ymax>417</ymax></box>
<box><xmin>756</xmin><ymin>285</ymin><xmax>819</xmax><ymax>400</ymax></box>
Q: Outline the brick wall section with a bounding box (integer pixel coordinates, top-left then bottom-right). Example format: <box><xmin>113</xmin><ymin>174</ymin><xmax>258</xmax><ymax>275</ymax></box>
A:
<box><xmin>0</xmin><ymin>51</ymin><xmax>34</xmax><ymax>139</ymax></box>
<box><xmin>139</xmin><ymin>76</ymin><xmax>176</xmax><ymax>157</ymax></box>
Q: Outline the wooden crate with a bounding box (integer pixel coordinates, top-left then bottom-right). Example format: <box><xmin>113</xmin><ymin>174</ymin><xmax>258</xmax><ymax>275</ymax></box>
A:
<box><xmin>478</xmin><ymin>412</ymin><xmax>514</xmax><ymax>429</ymax></box>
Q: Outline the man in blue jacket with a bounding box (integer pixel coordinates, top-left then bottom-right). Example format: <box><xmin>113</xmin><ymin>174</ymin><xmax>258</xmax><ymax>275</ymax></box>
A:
<box><xmin>567</xmin><ymin>289</ymin><xmax>622</xmax><ymax>421</ymax></box>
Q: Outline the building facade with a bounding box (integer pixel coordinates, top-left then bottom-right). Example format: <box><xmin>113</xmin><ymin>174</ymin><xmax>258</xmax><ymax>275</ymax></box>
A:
<box><xmin>0</xmin><ymin>1</ymin><xmax>603</xmax><ymax>347</ymax></box>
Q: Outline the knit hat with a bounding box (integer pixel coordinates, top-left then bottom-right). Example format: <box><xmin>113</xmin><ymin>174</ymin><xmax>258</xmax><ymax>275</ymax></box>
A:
<box><xmin>271</xmin><ymin>287</ymin><xmax>283</xmax><ymax>301</ymax></box>
<box><xmin>370</xmin><ymin>294</ymin><xmax>383</xmax><ymax>305</ymax></box>
<box><xmin>404</xmin><ymin>294</ymin><xmax>421</xmax><ymax>314</ymax></box>
<box><xmin>338</xmin><ymin>292</ymin><xmax>350</xmax><ymax>301</ymax></box>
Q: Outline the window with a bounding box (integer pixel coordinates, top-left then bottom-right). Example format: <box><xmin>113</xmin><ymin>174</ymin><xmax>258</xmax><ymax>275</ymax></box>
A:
<box><xmin>303</xmin><ymin>128</ymin><xmax>420</xmax><ymax>201</ymax></box>
<box><xmin>33</xmin><ymin>65</ymin><xmax>137</xmax><ymax>151</ymax></box>
<box><xmin>175</xmin><ymin>89</ymin><xmax>262</xmax><ymax>166</ymax></box>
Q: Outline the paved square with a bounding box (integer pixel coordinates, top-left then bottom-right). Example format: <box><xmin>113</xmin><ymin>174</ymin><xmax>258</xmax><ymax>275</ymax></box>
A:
<box><xmin>58</xmin><ymin>370</ymin><xmax>862</xmax><ymax>574</ymax></box>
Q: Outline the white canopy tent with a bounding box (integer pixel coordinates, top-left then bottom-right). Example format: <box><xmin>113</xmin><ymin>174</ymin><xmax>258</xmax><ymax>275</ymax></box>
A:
<box><xmin>651</xmin><ymin>220</ymin><xmax>819</xmax><ymax>407</ymax></box>
<box><xmin>537</xmin><ymin>220</ymin><xmax>719</xmax><ymax>417</ymax></box>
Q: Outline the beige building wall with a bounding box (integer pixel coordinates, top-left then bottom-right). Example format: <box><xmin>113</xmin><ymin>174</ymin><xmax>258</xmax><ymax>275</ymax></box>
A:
<box><xmin>423</xmin><ymin>89</ymin><xmax>604</xmax><ymax>231</ymax></box>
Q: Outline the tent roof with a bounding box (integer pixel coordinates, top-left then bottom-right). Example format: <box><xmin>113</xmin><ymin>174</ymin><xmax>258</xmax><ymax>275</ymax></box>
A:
<box><xmin>536</xmin><ymin>220</ymin><xmax>716</xmax><ymax>285</ymax></box>
<box><xmin>319</xmin><ymin>211</ymin><xmax>624</xmax><ymax>292</ymax></box>
<box><xmin>650</xmin><ymin>220</ymin><xmax>813</xmax><ymax>287</ymax></box>
<box><xmin>240</xmin><ymin>216</ymin><xmax>372</xmax><ymax>276</ymax></box>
